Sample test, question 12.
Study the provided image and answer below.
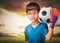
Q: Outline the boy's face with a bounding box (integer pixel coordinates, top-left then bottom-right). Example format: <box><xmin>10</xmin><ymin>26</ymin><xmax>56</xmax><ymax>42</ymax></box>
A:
<box><xmin>27</xmin><ymin>10</ymin><xmax>39</xmax><ymax>22</ymax></box>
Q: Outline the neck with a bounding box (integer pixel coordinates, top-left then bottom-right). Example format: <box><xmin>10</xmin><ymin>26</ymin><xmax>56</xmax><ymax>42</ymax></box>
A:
<box><xmin>31</xmin><ymin>20</ymin><xmax>39</xmax><ymax>26</ymax></box>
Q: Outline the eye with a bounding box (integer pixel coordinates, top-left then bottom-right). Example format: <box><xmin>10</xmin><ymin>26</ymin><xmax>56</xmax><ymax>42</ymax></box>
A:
<box><xmin>34</xmin><ymin>13</ymin><xmax>37</xmax><ymax>14</ymax></box>
<box><xmin>34</xmin><ymin>12</ymin><xmax>37</xmax><ymax>14</ymax></box>
<box><xmin>27</xmin><ymin>12</ymin><xmax>31</xmax><ymax>15</ymax></box>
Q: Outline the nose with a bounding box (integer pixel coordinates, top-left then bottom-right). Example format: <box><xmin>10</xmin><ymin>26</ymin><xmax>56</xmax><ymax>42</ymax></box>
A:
<box><xmin>31</xmin><ymin>14</ymin><xmax>34</xmax><ymax>17</ymax></box>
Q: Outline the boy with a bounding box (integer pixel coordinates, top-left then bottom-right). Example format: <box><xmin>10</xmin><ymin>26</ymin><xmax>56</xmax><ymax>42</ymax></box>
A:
<box><xmin>24</xmin><ymin>2</ymin><xmax>53</xmax><ymax>43</ymax></box>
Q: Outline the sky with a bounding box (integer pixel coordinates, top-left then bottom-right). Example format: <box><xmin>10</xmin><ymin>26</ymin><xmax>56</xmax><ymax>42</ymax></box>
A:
<box><xmin>0</xmin><ymin>0</ymin><xmax>60</xmax><ymax>36</ymax></box>
<box><xmin>0</xmin><ymin>0</ymin><xmax>60</xmax><ymax>16</ymax></box>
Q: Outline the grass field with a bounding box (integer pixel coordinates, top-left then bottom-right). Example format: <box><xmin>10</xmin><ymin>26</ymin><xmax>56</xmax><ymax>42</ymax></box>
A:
<box><xmin>45</xmin><ymin>37</ymin><xmax>60</xmax><ymax>43</ymax></box>
<box><xmin>0</xmin><ymin>36</ymin><xmax>60</xmax><ymax>43</ymax></box>
<box><xmin>0</xmin><ymin>36</ymin><xmax>25</xmax><ymax>43</ymax></box>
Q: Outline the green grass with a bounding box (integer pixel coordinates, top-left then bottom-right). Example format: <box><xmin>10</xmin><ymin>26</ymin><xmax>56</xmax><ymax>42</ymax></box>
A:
<box><xmin>45</xmin><ymin>37</ymin><xmax>60</xmax><ymax>43</ymax></box>
<box><xmin>0</xmin><ymin>36</ymin><xmax>60</xmax><ymax>43</ymax></box>
<box><xmin>0</xmin><ymin>36</ymin><xmax>25</xmax><ymax>43</ymax></box>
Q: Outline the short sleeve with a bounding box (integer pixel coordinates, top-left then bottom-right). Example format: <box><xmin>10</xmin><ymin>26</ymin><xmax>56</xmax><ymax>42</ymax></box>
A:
<box><xmin>24</xmin><ymin>27</ymin><xmax>28</xmax><ymax>41</ymax></box>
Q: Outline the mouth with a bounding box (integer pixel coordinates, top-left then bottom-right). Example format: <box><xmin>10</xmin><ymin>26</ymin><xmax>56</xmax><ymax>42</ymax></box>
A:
<box><xmin>31</xmin><ymin>18</ymin><xmax>35</xmax><ymax>20</ymax></box>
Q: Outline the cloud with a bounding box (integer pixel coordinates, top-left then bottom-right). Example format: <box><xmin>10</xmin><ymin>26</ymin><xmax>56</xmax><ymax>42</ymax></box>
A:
<box><xmin>0</xmin><ymin>9</ymin><xmax>24</xmax><ymax>36</ymax></box>
<box><xmin>0</xmin><ymin>9</ymin><xmax>31</xmax><ymax>36</ymax></box>
<box><xmin>0</xmin><ymin>0</ymin><xmax>59</xmax><ymax>11</ymax></box>
<box><xmin>0</xmin><ymin>0</ymin><xmax>25</xmax><ymax>11</ymax></box>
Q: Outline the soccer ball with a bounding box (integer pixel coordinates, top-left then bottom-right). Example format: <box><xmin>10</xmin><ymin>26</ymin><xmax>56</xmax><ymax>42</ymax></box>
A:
<box><xmin>39</xmin><ymin>7</ymin><xmax>52</xmax><ymax>23</ymax></box>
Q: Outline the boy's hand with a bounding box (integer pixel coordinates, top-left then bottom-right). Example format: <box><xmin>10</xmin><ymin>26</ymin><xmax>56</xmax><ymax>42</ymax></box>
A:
<box><xmin>26</xmin><ymin>41</ymin><xmax>28</xmax><ymax>43</ymax></box>
<box><xmin>48</xmin><ymin>8</ymin><xmax>58</xmax><ymax>28</ymax></box>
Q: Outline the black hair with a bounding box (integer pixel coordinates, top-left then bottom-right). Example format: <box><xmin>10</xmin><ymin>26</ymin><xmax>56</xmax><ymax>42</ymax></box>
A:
<box><xmin>26</xmin><ymin>2</ymin><xmax>40</xmax><ymax>13</ymax></box>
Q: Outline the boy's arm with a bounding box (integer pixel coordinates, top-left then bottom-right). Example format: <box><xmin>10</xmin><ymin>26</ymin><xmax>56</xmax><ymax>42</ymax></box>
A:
<box><xmin>45</xmin><ymin>27</ymin><xmax>53</xmax><ymax>41</ymax></box>
<box><xmin>45</xmin><ymin>8</ymin><xmax>58</xmax><ymax>41</ymax></box>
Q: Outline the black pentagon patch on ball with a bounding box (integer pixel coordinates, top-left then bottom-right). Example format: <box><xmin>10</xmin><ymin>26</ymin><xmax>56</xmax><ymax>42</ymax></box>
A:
<box><xmin>46</xmin><ymin>19</ymin><xmax>50</xmax><ymax>23</ymax></box>
<box><xmin>42</xmin><ymin>11</ymin><xmax>47</xmax><ymax>16</ymax></box>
